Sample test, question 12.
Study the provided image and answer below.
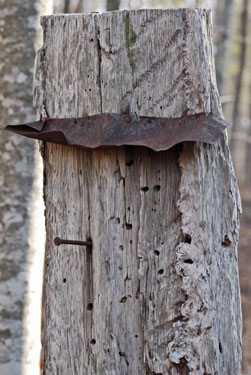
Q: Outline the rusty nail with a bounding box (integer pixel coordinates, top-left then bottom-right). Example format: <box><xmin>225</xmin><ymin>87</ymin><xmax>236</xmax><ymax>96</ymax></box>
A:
<box><xmin>54</xmin><ymin>237</ymin><xmax>92</xmax><ymax>247</ymax></box>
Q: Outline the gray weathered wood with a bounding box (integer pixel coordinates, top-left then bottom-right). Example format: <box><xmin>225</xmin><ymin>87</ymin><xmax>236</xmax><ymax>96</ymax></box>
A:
<box><xmin>34</xmin><ymin>9</ymin><xmax>242</xmax><ymax>374</ymax></box>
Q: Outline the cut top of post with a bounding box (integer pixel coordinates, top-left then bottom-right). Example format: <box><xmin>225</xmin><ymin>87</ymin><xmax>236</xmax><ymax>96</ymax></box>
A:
<box><xmin>34</xmin><ymin>9</ymin><xmax>222</xmax><ymax>121</ymax></box>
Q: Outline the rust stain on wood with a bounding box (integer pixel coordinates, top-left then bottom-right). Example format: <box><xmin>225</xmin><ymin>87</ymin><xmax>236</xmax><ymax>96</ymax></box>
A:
<box><xmin>4</xmin><ymin>112</ymin><xmax>228</xmax><ymax>152</ymax></box>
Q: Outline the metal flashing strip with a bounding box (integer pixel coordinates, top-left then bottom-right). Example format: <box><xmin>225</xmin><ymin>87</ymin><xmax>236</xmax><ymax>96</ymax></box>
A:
<box><xmin>4</xmin><ymin>112</ymin><xmax>228</xmax><ymax>152</ymax></box>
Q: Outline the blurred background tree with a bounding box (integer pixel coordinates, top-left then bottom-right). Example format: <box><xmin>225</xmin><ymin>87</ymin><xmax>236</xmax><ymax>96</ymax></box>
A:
<box><xmin>107</xmin><ymin>0</ymin><xmax>121</xmax><ymax>10</ymax></box>
<box><xmin>0</xmin><ymin>2</ymin><xmax>52</xmax><ymax>375</ymax></box>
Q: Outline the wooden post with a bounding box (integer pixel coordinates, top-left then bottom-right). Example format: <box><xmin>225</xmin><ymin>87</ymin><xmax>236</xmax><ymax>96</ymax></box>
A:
<box><xmin>34</xmin><ymin>10</ymin><xmax>242</xmax><ymax>374</ymax></box>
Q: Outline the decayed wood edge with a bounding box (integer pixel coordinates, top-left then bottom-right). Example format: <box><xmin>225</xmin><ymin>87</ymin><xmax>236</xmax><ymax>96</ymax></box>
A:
<box><xmin>33</xmin><ymin>9</ymin><xmax>243</xmax><ymax>374</ymax></box>
<box><xmin>169</xmin><ymin>138</ymin><xmax>242</xmax><ymax>373</ymax></box>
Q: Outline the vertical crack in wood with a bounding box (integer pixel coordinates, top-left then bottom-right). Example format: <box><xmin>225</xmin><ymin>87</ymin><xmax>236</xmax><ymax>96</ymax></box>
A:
<box><xmin>181</xmin><ymin>9</ymin><xmax>190</xmax><ymax>116</ymax></box>
<box><xmin>94</xmin><ymin>14</ymin><xmax>103</xmax><ymax>113</ymax></box>
<box><xmin>137</xmin><ymin>148</ymin><xmax>147</xmax><ymax>370</ymax></box>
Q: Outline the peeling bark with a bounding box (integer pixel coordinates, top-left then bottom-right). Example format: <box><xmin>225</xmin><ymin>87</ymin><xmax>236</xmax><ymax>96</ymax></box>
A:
<box><xmin>34</xmin><ymin>10</ymin><xmax>242</xmax><ymax>374</ymax></box>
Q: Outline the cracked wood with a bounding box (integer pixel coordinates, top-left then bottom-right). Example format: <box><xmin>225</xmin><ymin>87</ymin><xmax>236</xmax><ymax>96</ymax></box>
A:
<box><xmin>34</xmin><ymin>9</ymin><xmax>242</xmax><ymax>375</ymax></box>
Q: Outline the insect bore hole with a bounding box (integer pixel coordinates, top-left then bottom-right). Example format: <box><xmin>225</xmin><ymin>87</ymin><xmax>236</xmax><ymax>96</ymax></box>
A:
<box><xmin>154</xmin><ymin>185</ymin><xmax>161</xmax><ymax>192</ymax></box>
<box><xmin>184</xmin><ymin>259</ymin><xmax>193</xmax><ymax>264</ymax></box>
<box><xmin>184</xmin><ymin>234</ymin><xmax>192</xmax><ymax>244</ymax></box>
<box><xmin>126</xmin><ymin>160</ymin><xmax>134</xmax><ymax>167</ymax></box>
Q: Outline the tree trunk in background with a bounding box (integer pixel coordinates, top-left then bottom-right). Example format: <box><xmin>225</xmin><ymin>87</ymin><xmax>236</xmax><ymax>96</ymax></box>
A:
<box><xmin>107</xmin><ymin>0</ymin><xmax>120</xmax><ymax>11</ymax></box>
<box><xmin>54</xmin><ymin>0</ymin><xmax>106</xmax><ymax>14</ymax></box>
<box><xmin>64</xmin><ymin>0</ymin><xmax>70</xmax><ymax>13</ymax></box>
<box><xmin>230</xmin><ymin>0</ymin><xmax>249</xmax><ymax>152</ymax></box>
<box><xmin>75</xmin><ymin>0</ymin><xmax>84</xmax><ymax>13</ymax></box>
<box><xmin>34</xmin><ymin>9</ymin><xmax>242</xmax><ymax>374</ymax></box>
<box><xmin>245</xmin><ymin>83</ymin><xmax>251</xmax><ymax>199</ymax></box>
<box><xmin>0</xmin><ymin>1</ymin><xmax>52</xmax><ymax>375</ymax></box>
<box><xmin>214</xmin><ymin>0</ymin><xmax>234</xmax><ymax>95</ymax></box>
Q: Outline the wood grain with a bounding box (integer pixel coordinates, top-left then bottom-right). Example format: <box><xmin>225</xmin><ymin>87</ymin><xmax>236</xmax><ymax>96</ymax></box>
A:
<box><xmin>34</xmin><ymin>10</ymin><xmax>242</xmax><ymax>374</ymax></box>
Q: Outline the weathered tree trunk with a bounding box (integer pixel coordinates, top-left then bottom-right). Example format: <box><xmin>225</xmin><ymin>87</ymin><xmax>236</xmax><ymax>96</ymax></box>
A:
<box><xmin>0</xmin><ymin>1</ymin><xmax>52</xmax><ymax>375</ymax></box>
<box><xmin>34</xmin><ymin>9</ymin><xmax>242</xmax><ymax>374</ymax></box>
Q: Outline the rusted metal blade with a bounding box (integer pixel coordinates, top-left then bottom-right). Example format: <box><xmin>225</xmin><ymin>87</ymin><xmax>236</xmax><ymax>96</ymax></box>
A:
<box><xmin>4</xmin><ymin>113</ymin><xmax>228</xmax><ymax>152</ymax></box>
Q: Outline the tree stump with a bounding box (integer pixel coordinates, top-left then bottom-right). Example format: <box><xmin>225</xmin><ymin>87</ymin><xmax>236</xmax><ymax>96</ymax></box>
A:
<box><xmin>34</xmin><ymin>9</ymin><xmax>242</xmax><ymax>374</ymax></box>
